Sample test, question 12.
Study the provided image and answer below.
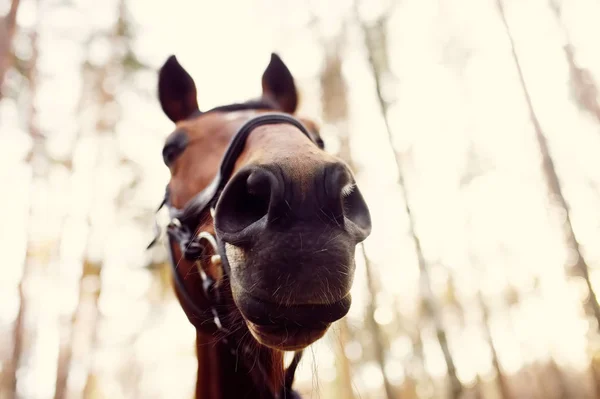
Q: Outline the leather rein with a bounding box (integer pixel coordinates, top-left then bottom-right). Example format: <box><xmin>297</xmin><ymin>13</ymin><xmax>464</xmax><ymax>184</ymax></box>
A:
<box><xmin>148</xmin><ymin>112</ymin><xmax>323</xmax><ymax>398</ymax></box>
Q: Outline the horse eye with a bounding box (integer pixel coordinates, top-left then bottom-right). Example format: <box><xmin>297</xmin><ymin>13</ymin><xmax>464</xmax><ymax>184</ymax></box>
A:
<box><xmin>163</xmin><ymin>144</ymin><xmax>183</xmax><ymax>165</ymax></box>
<box><xmin>162</xmin><ymin>131</ymin><xmax>189</xmax><ymax>165</ymax></box>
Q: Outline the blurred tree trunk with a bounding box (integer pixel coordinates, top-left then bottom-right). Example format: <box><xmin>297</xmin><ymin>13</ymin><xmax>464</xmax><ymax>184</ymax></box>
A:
<box><xmin>55</xmin><ymin>1</ymin><xmax>136</xmax><ymax>396</ymax></box>
<box><xmin>496</xmin><ymin>0</ymin><xmax>600</xmax><ymax>331</ymax></box>
<box><xmin>78</xmin><ymin>1</ymin><xmax>141</xmax><ymax>396</ymax></box>
<box><xmin>53</xmin><ymin>91</ymin><xmax>91</xmax><ymax>399</ymax></box>
<box><xmin>461</xmin><ymin>154</ymin><xmax>512</xmax><ymax>399</ymax></box>
<box><xmin>51</xmin><ymin>10</ymin><xmax>104</xmax><ymax>393</ymax></box>
<box><xmin>76</xmin><ymin>261</ymin><xmax>102</xmax><ymax>399</ymax></box>
<box><xmin>548</xmin><ymin>1</ymin><xmax>600</xmax><ymax>123</ymax></box>
<box><xmin>590</xmin><ymin>356</ymin><xmax>600</xmax><ymax>399</ymax></box>
<box><xmin>362</xmin><ymin>247</ymin><xmax>398</xmax><ymax>399</ymax></box>
<box><xmin>477</xmin><ymin>290</ymin><xmax>512</xmax><ymax>399</ymax></box>
<box><xmin>318</xmin><ymin>28</ymin><xmax>395</xmax><ymax>399</ymax></box>
<box><xmin>75</xmin><ymin>59</ymin><xmax>111</xmax><ymax>399</ymax></box>
<box><xmin>4</xmin><ymin>5</ymin><xmax>40</xmax><ymax>397</ymax></box>
<box><xmin>332</xmin><ymin>319</ymin><xmax>356</xmax><ymax>399</ymax></box>
<box><xmin>544</xmin><ymin>359</ymin><xmax>569</xmax><ymax>399</ymax></box>
<box><xmin>0</xmin><ymin>0</ymin><xmax>20</xmax><ymax>98</ymax></box>
<box><xmin>354</xmin><ymin>5</ymin><xmax>463</xmax><ymax>398</ymax></box>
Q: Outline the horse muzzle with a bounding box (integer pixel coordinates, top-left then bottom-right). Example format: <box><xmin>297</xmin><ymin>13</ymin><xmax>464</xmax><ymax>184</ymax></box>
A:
<box><xmin>236</xmin><ymin>292</ymin><xmax>352</xmax><ymax>350</ymax></box>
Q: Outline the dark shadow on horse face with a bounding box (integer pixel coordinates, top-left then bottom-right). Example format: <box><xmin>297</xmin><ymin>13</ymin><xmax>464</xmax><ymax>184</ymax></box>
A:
<box><xmin>158</xmin><ymin>53</ymin><xmax>372</xmax><ymax>351</ymax></box>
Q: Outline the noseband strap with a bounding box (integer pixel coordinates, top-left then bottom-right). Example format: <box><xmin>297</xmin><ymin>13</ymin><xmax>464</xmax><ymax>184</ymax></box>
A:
<box><xmin>170</xmin><ymin>113</ymin><xmax>316</xmax><ymax>229</ymax></box>
<box><xmin>149</xmin><ymin>112</ymin><xmax>320</xmax><ymax>399</ymax></box>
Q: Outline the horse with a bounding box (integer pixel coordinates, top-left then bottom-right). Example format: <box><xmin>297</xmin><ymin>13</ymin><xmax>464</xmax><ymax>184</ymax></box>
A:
<box><xmin>148</xmin><ymin>52</ymin><xmax>372</xmax><ymax>399</ymax></box>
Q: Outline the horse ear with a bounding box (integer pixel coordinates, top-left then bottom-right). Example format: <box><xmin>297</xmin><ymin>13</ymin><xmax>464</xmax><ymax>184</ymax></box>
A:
<box><xmin>261</xmin><ymin>53</ymin><xmax>298</xmax><ymax>114</ymax></box>
<box><xmin>158</xmin><ymin>55</ymin><xmax>199</xmax><ymax>123</ymax></box>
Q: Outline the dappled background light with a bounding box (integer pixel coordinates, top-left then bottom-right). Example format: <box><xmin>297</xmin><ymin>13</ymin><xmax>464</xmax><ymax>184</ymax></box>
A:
<box><xmin>3</xmin><ymin>0</ymin><xmax>600</xmax><ymax>398</ymax></box>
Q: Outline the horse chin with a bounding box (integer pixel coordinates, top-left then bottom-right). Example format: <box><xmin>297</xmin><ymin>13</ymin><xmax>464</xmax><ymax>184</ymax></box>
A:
<box><xmin>246</xmin><ymin>320</ymin><xmax>329</xmax><ymax>351</ymax></box>
<box><xmin>233</xmin><ymin>290</ymin><xmax>351</xmax><ymax>351</ymax></box>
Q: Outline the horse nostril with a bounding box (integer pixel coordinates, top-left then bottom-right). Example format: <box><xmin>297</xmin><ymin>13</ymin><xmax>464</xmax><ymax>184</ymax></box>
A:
<box><xmin>215</xmin><ymin>168</ymin><xmax>275</xmax><ymax>235</ymax></box>
<box><xmin>321</xmin><ymin>163</ymin><xmax>352</xmax><ymax>225</ymax></box>
<box><xmin>322</xmin><ymin>162</ymin><xmax>372</xmax><ymax>240</ymax></box>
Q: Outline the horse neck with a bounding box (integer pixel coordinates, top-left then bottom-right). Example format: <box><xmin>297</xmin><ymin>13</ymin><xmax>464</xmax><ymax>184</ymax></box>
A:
<box><xmin>194</xmin><ymin>329</ymin><xmax>285</xmax><ymax>399</ymax></box>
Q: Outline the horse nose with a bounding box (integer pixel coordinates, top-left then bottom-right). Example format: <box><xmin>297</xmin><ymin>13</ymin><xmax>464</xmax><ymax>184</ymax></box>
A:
<box><xmin>260</xmin><ymin>162</ymin><xmax>352</xmax><ymax>229</ymax></box>
<box><xmin>215</xmin><ymin>162</ymin><xmax>371</xmax><ymax>241</ymax></box>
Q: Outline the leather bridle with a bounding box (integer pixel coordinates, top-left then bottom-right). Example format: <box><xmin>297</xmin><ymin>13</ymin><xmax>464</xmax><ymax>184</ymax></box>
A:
<box><xmin>148</xmin><ymin>112</ymin><xmax>323</xmax><ymax>398</ymax></box>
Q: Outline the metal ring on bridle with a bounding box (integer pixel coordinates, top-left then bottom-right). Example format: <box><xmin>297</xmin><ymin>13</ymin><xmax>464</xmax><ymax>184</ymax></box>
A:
<box><xmin>197</xmin><ymin>231</ymin><xmax>218</xmax><ymax>254</ymax></box>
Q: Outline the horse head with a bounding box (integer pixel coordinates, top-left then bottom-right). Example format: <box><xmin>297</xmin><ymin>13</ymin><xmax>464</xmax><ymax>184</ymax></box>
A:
<box><xmin>155</xmin><ymin>52</ymin><xmax>371</xmax><ymax>396</ymax></box>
